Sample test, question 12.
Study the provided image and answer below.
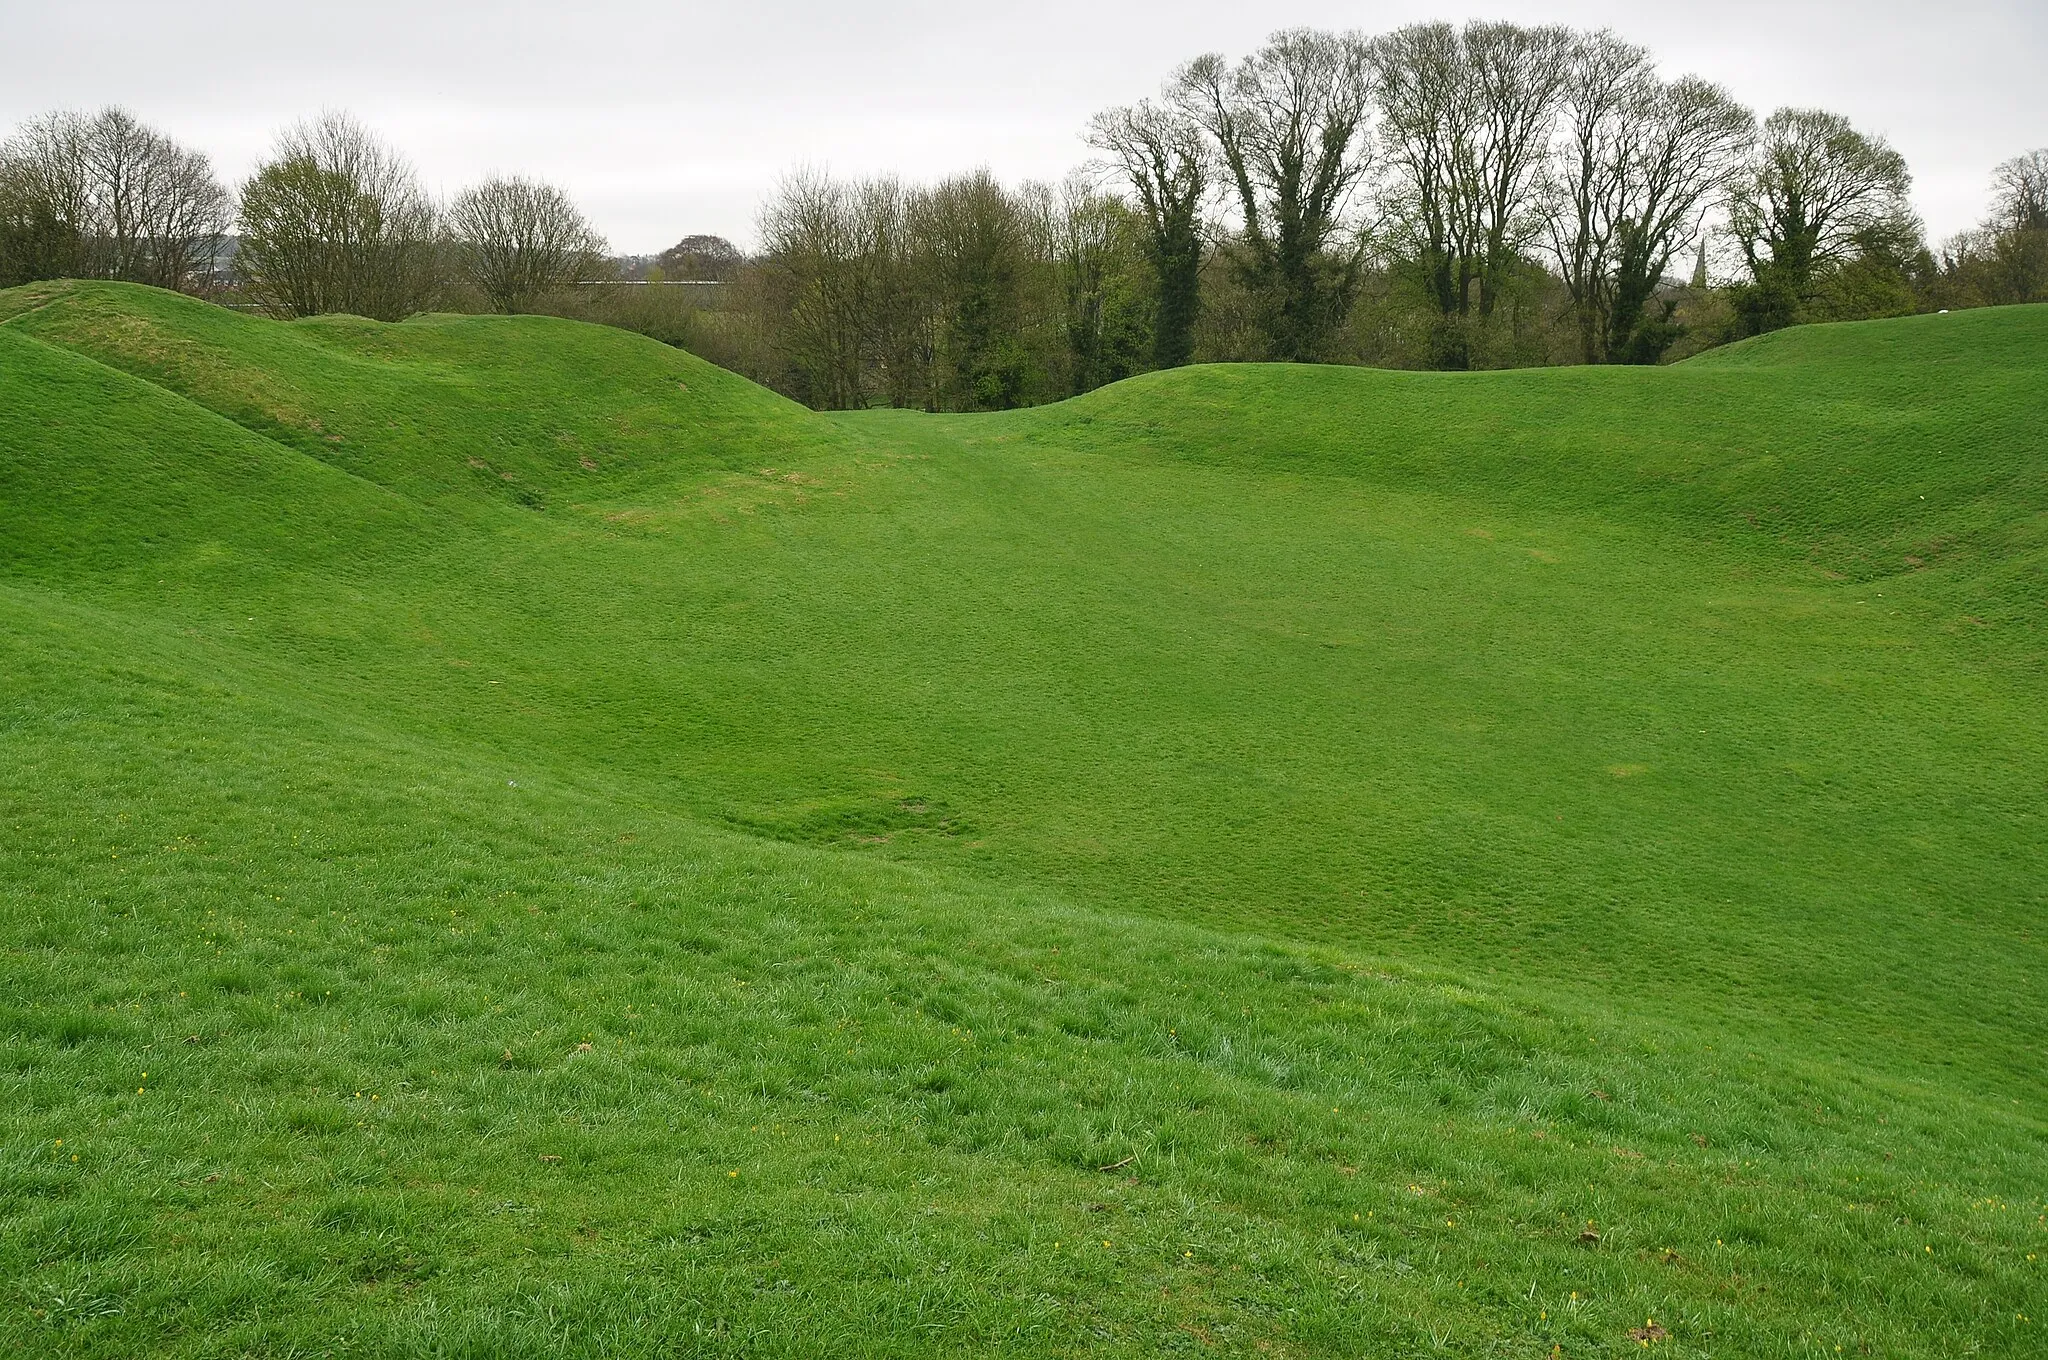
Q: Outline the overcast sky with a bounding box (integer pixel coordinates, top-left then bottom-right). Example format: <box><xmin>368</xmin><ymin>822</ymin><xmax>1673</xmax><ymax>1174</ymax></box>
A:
<box><xmin>3</xmin><ymin>0</ymin><xmax>2041</xmax><ymax>253</ymax></box>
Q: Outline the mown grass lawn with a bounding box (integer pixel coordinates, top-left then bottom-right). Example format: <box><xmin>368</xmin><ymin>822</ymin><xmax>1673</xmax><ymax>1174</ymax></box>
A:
<box><xmin>2</xmin><ymin>283</ymin><xmax>2043</xmax><ymax>1356</ymax></box>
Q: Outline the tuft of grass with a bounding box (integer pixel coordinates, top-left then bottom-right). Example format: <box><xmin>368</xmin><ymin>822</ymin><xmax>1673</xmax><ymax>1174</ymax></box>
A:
<box><xmin>2</xmin><ymin>282</ymin><xmax>2045</xmax><ymax>1356</ymax></box>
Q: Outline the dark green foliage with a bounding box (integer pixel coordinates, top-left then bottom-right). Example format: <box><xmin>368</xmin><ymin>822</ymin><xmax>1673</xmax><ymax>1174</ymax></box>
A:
<box><xmin>1610</xmin><ymin>302</ymin><xmax>1683</xmax><ymax>364</ymax></box>
<box><xmin>1604</xmin><ymin>226</ymin><xmax>1677</xmax><ymax>363</ymax></box>
<box><xmin>1727</xmin><ymin>269</ymin><xmax>1799</xmax><ymax>336</ymax></box>
<box><xmin>1088</xmin><ymin>103</ymin><xmax>1206</xmax><ymax>372</ymax></box>
<box><xmin>921</xmin><ymin>171</ymin><xmax>1033</xmax><ymax>411</ymax></box>
<box><xmin>1148</xmin><ymin>218</ymin><xmax>1200</xmax><ymax>369</ymax></box>
<box><xmin>1731</xmin><ymin>221</ymin><xmax>1930</xmax><ymax>339</ymax></box>
<box><xmin>0</xmin><ymin>196</ymin><xmax>79</xmax><ymax>288</ymax></box>
<box><xmin>1729</xmin><ymin>108</ymin><xmax>1915</xmax><ymax>336</ymax></box>
<box><xmin>1801</xmin><ymin>220</ymin><xmax>1932</xmax><ymax>323</ymax></box>
<box><xmin>1055</xmin><ymin>198</ymin><xmax>1153</xmax><ymax>396</ymax></box>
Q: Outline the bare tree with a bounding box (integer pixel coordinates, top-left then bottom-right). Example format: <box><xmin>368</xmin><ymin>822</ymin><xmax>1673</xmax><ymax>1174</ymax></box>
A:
<box><xmin>1990</xmin><ymin>149</ymin><xmax>2048</xmax><ymax>233</ymax></box>
<box><xmin>1544</xmin><ymin>37</ymin><xmax>1753</xmax><ymax>362</ymax></box>
<box><xmin>1087</xmin><ymin>98</ymin><xmax>1206</xmax><ymax>369</ymax></box>
<box><xmin>860</xmin><ymin>177</ymin><xmax>941</xmax><ymax>410</ymax></box>
<box><xmin>915</xmin><ymin>168</ymin><xmax>1035</xmax><ymax>409</ymax></box>
<box><xmin>1541</xmin><ymin>32</ymin><xmax>1653</xmax><ymax>362</ymax></box>
<box><xmin>0</xmin><ymin>107</ymin><xmax>227</xmax><ymax>292</ymax></box>
<box><xmin>1606</xmin><ymin>77</ymin><xmax>1751</xmax><ymax>359</ymax></box>
<box><xmin>1371</xmin><ymin>22</ymin><xmax>1571</xmax><ymax>364</ymax></box>
<box><xmin>1990</xmin><ymin>149</ymin><xmax>2048</xmax><ymax>302</ymax></box>
<box><xmin>1176</xmin><ymin>28</ymin><xmax>1375</xmax><ymax>361</ymax></box>
<box><xmin>1728</xmin><ymin>108</ymin><xmax>1912</xmax><ymax>331</ymax></box>
<box><xmin>0</xmin><ymin>113</ymin><xmax>88</xmax><ymax>284</ymax></box>
<box><xmin>1369</xmin><ymin>23</ymin><xmax>1477</xmax><ymax>333</ymax></box>
<box><xmin>451</xmin><ymin>177</ymin><xmax>607</xmax><ymax>313</ymax></box>
<box><xmin>81</xmin><ymin>108</ymin><xmax>176</xmax><ymax>282</ymax></box>
<box><xmin>1934</xmin><ymin>149</ymin><xmax>2048</xmax><ymax>307</ymax></box>
<box><xmin>758</xmin><ymin>168</ymin><xmax>887</xmax><ymax>410</ymax></box>
<box><xmin>143</xmin><ymin>138</ymin><xmax>234</xmax><ymax>293</ymax></box>
<box><xmin>0</xmin><ymin>170</ymin><xmax>76</xmax><ymax>287</ymax></box>
<box><xmin>1462</xmin><ymin>22</ymin><xmax>1574</xmax><ymax>318</ymax></box>
<box><xmin>754</xmin><ymin>167</ymin><xmax>1134</xmax><ymax>411</ymax></box>
<box><xmin>236</xmin><ymin>112</ymin><xmax>441</xmax><ymax>321</ymax></box>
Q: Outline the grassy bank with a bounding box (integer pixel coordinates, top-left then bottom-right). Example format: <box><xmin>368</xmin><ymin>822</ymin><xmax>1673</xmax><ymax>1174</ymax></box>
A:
<box><xmin>3</xmin><ymin>282</ymin><xmax>2043</xmax><ymax>1355</ymax></box>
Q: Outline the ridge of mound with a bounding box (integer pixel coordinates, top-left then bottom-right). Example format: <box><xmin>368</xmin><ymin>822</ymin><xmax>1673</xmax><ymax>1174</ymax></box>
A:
<box><xmin>1680</xmin><ymin>301</ymin><xmax>2048</xmax><ymax>369</ymax></box>
<box><xmin>0</xmin><ymin>280</ymin><xmax>845</xmax><ymax>512</ymax></box>
<box><xmin>0</xmin><ymin>323</ymin><xmax>424</xmax><ymax>583</ymax></box>
<box><xmin>990</xmin><ymin>304</ymin><xmax>2048</xmax><ymax>605</ymax></box>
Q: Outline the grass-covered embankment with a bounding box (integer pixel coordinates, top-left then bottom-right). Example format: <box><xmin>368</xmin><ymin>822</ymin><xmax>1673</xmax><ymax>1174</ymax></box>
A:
<box><xmin>3</xmin><ymin>282</ymin><xmax>2044</xmax><ymax>1356</ymax></box>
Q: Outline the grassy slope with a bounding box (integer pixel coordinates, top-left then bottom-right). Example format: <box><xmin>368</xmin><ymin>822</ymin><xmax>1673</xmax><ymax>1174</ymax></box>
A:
<box><xmin>1</xmin><ymin>283</ymin><xmax>2043</xmax><ymax>1356</ymax></box>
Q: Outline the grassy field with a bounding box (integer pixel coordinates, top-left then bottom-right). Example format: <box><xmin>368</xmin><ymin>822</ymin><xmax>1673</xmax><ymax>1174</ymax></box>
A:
<box><xmin>1</xmin><ymin>280</ymin><xmax>2043</xmax><ymax>1357</ymax></box>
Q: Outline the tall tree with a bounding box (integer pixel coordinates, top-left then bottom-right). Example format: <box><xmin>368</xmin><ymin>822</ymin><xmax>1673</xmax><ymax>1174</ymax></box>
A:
<box><xmin>236</xmin><ymin>113</ymin><xmax>441</xmax><ymax>321</ymax></box>
<box><xmin>1544</xmin><ymin>37</ymin><xmax>1753</xmax><ymax>363</ymax></box>
<box><xmin>1040</xmin><ymin>171</ymin><xmax>1151</xmax><ymax>394</ymax></box>
<box><xmin>0</xmin><ymin>178</ymin><xmax>79</xmax><ymax>287</ymax></box>
<box><xmin>1930</xmin><ymin>149</ymin><xmax>2048</xmax><ymax>309</ymax></box>
<box><xmin>451</xmin><ymin>177</ymin><xmax>607</xmax><ymax>313</ymax></box>
<box><xmin>1983</xmin><ymin>149</ymin><xmax>2048</xmax><ymax>302</ymax></box>
<box><xmin>1371</xmin><ymin>22</ymin><xmax>1571</xmax><ymax>366</ymax></box>
<box><xmin>1462</xmin><ymin>22</ymin><xmax>1574</xmax><ymax>319</ymax></box>
<box><xmin>1087</xmin><ymin>99</ymin><xmax>1206</xmax><ymax>369</ymax></box>
<box><xmin>1601</xmin><ymin>76</ymin><xmax>1752</xmax><ymax>362</ymax></box>
<box><xmin>756</xmin><ymin>170</ymin><xmax>1067</xmax><ymax>412</ymax></box>
<box><xmin>0</xmin><ymin>114</ymin><xmax>87</xmax><ymax>285</ymax></box>
<box><xmin>915</xmin><ymin>169</ymin><xmax>1034</xmax><ymax>410</ymax></box>
<box><xmin>1990</xmin><ymin>149</ymin><xmax>2048</xmax><ymax>232</ymax></box>
<box><xmin>862</xmin><ymin>178</ymin><xmax>942</xmax><ymax>411</ymax></box>
<box><xmin>1177</xmin><ymin>28</ymin><xmax>1375</xmax><ymax>362</ymax></box>
<box><xmin>1369</xmin><ymin>22</ymin><xmax>1475</xmax><ymax>339</ymax></box>
<box><xmin>757</xmin><ymin>169</ymin><xmax>885</xmax><ymax>410</ymax></box>
<box><xmin>1541</xmin><ymin>31</ymin><xmax>1652</xmax><ymax>363</ymax></box>
<box><xmin>1727</xmin><ymin>108</ymin><xmax>1912</xmax><ymax>333</ymax></box>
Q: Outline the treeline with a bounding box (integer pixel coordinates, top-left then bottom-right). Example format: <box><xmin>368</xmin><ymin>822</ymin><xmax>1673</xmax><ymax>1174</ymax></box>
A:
<box><xmin>0</xmin><ymin>111</ymin><xmax>608</xmax><ymax>320</ymax></box>
<box><xmin>742</xmin><ymin>169</ymin><xmax>1155</xmax><ymax>409</ymax></box>
<box><xmin>0</xmin><ymin>108</ymin><xmax>230</xmax><ymax>293</ymax></box>
<box><xmin>741</xmin><ymin>26</ymin><xmax>2046</xmax><ymax>406</ymax></box>
<box><xmin>4</xmin><ymin>25</ymin><xmax>2044</xmax><ymax>413</ymax></box>
<box><xmin>1925</xmin><ymin>153</ymin><xmax>2048</xmax><ymax>311</ymax></box>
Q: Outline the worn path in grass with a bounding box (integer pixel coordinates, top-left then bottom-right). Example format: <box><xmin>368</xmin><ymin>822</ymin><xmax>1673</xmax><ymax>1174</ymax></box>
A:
<box><xmin>2</xmin><ymin>282</ymin><xmax>2043</xmax><ymax>1356</ymax></box>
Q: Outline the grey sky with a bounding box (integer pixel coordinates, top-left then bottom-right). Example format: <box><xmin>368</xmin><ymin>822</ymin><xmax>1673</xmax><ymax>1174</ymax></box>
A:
<box><xmin>4</xmin><ymin>0</ymin><xmax>2041</xmax><ymax>253</ymax></box>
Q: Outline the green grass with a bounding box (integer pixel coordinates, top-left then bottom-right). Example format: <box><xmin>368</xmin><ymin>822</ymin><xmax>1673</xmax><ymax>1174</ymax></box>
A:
<box><xmin>2</xmin><ymin>281</ymin><xmax>2044</xmax><ymax>1356</ymax></box>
